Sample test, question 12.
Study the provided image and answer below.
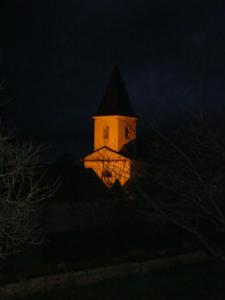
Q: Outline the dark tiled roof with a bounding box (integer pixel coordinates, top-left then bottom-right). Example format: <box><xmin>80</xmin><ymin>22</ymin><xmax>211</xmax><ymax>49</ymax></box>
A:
<box><xmin>119</xmin><ymin>140</ymin><xmax>137</xmax><ymax>159</ymax></box>
<box><xmin>94</xmin><ymin>66</ymin><xmax>136</xmax><ymax>117</ymax></box>
<box><xmin>44</xmin><ymin>164</ymin><xmax>110</xmax><ymax>202</ymax></box>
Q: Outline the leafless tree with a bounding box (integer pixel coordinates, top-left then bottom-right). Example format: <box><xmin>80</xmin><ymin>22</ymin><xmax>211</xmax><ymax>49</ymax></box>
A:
<box><xmin>129</xmin><ymin>120</ymin><xmax>225</xmax><ymax>261</ymax></box>
<box><xmin>0</xmin><ymin>130</ymin><xmax>55</xmax><ymax>259</ymax></box>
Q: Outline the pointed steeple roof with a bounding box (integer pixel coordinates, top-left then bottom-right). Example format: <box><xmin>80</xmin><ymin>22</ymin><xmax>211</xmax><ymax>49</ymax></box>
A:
<box><xmin>94</xmin><ymin>66</ymin><xmax>136</xmax><ymax>117</ymax></box>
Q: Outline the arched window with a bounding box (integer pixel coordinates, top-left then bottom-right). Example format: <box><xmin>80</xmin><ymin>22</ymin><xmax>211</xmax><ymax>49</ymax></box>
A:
<box><xmin>125</xmin><ymin>125</ymin><xmax>130</xmax><ymax>139</ymax></box>
<box><xmin>103</xmin><ymin>126</ymin><xmax>109</xmax><ymax>139</ymax></box>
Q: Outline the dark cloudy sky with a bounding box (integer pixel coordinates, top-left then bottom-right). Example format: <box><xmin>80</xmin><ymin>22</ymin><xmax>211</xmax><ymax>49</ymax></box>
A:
<box><xmin>2</xmin><ymin>0</ymin><xmax>225</xmax><ymax>162</ymax></box>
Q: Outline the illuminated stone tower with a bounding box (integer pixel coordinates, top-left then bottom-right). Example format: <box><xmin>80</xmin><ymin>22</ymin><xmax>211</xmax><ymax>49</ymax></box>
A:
<box><xmin>83</xmin><ymin>66</ymin><xmax>138</xmax><ymax>188</ymax></box>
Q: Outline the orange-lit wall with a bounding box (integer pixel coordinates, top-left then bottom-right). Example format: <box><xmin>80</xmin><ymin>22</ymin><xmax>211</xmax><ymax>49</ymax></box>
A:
<box><xmin>94</xmin><ymin>116</ymin><xmax>118</xmax><ymax>151</ymax></box>
<box><xmin>93</xmin><ymin>115</ymin><xmax>137</xmax><ymax>152</ymax></box>
<box><xmin>117</xmin><ymin>116</ymin><xmax>136</xmax><ymax>151</ymax></box>
<box><xmin>84</xmin><ymin>115</ymin><xmax>138</xmax><ymax>188</ymax></box>
<box><xmin>84</xmin><ymin>148</ymin><xmax>131</xmax><ymax>188</ymax></box>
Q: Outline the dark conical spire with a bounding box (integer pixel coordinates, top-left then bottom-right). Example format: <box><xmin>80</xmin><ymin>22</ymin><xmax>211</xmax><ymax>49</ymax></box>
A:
<box><xmin>94</xmin><ymin>66</ymin><xmax>136</xmax><ymax>117</ymax></box>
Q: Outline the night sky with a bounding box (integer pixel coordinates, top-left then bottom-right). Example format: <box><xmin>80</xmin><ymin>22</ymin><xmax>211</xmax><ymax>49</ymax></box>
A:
<box><xmin>2</xmin><ymin>0</ymin><xmax>225</xmax><ymax>162</ymax></box>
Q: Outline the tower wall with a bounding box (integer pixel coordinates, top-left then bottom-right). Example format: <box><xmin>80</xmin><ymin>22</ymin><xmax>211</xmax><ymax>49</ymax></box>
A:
<box><xmin>117</xmin><ymin>116</ymin><xmax>137</xmax><ymax>152</ymax></box>
<box><xmin>93</xmin><ymin>115</ymin><xmax>137</xmax><ymax>152</ymax></box>
<box><xmin>94</xmin><ymin>116</ymin><xmax>119</xmax><ymax>151</ymax></box>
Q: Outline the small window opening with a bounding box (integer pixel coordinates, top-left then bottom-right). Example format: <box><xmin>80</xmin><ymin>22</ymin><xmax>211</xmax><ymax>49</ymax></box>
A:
<box><xmin>103</xmin><ymin>126</ymin><xmax>109</xmax><ymax>139</ymax></box>
<box><xmin>125</xmin><ymin>125</ymin><xmax>130</xmax><ymax>139</ymax></box>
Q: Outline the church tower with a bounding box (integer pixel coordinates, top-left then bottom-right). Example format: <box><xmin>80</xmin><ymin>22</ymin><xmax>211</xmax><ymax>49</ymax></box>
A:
<box><xmin>93</xmin><ymin>66</ymin><xmax>137</xmax><ymax>152</ymax></box>
<box><xmin>83</xmin><ymin>66</ymin><xmax>138</xmax><ymax>188</ymax></box>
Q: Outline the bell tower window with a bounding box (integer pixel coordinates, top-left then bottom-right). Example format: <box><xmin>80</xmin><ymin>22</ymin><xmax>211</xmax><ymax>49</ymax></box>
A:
<box><xmin>125</xmin><ymin>125</ymin><xmax>130</xmax><ymax>139</ymax></box>
<box><xmin>103</xmin><ymin>126</ymin><xmax>109</xmax><ymax>139</ymax></box>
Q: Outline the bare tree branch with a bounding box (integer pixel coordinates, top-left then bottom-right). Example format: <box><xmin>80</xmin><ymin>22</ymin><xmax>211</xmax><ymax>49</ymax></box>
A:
<box><xmin>128</xmin><ymin>120</ymin><xmax>225</xmax><ymax>261</ymax></box>
<box><xmin>0</xmin><ymin>132</ymin><xmax>56</xmax><ymax>260</ymax></box>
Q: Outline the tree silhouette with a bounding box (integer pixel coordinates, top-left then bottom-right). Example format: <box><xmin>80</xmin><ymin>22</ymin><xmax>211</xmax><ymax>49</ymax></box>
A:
<box><xmin>130</xmin><ymin>120</ymin><xmax>225</xmax><ymax>261</ymax></box>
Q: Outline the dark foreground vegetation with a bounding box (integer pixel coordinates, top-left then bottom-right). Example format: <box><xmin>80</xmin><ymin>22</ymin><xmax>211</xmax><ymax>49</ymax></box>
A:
<box><xmin>21</xmin><ymin>260</ymin><xmax>224</xmax><ymax>300</ymax></box>
<box><xmin>0</xmin><ymin>220</ymin><xmax>197</xmax><ymax>285</ymax></box>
